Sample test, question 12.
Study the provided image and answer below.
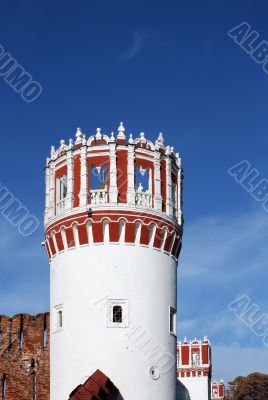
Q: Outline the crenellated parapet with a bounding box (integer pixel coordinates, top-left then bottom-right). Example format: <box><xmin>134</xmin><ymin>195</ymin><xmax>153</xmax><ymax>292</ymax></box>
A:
<box><xmin>44</xmin><ymin>122</ymin><xmax>183</xmax><ymax>261</ymax></box>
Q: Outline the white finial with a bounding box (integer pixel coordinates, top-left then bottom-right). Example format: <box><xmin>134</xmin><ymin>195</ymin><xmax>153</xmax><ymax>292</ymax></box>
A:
<box><xmin>110</xmin><ymin>132</ymin><xmax>115</xmax><ymax>143</ymax></box>
<box><xmin>75</xmin><ymin>127</ymin><xmax>83</xmax><ymax>144</ymax></box>
<box><xmin>95</xmin><ymin>128</ymin><xmax>102</xmax><ymax>140</ymax></box>
<box><xmin>176</xmin><ymin>152</ymin><xmax>180</xmax><ymax>159</ymax></box>
<box><xmin>59</xmin><ymin>139</ymin><xmax>69</xmax><ymax>152</ymax></box>
<box><xmin>165</xmin><ymin>145</ymin><xmax>171</xmax><ymax>155</ymax></box>
<box><xmin>59</xmin><ymin>139</ymin><xmax>66</xmax><ymax>150</ymax></box>
<box><xmin>128</xmin><ymin>133</ymin><xmax>134</xmax><ymax>144</ymax></box>
<box><xmin>137</xmin><ymin>183</ymin><xmax>143</xmax><ymax>192</ymax></box>
<box><xmin>170</xmin><ymin>146</ymin><xmax>174</xmax><ymax>154</ymax></box>
<box><xmin>184</xmin><ymin>337</ymin><xmax>187</xmax><ymax>343</ymax></box>
<box><xmin>69</xmin><ymin>138</ymin><xmax>74</xmax><ymax>150</ymax></box>
<box><xmin>82</xmin><ymin>134</ymin><xmax>87</xmax><ymax>145</ymax></box>
<box><xmin>140</xmin><ymin>132</ymin><xmax>146</xmax><ymax>141</ymax></box>
<box><xmin>117</xmin><ymin>121</ymin><xmax>126</xmax><ymax>139</ymax></box>
<box><xmin>204</xmin><ymin>335</ymin><xmax>208</xmax><ymax>341</ymax></box>
<box><xmin>157</xmin><ymin>132</ymin><xmax>164</xmax><ymax>147</ymax></box>
<box><xmin>51</xmin><ymin>145</ymin><xmax>56</xmax><ymax>158</ymax></box>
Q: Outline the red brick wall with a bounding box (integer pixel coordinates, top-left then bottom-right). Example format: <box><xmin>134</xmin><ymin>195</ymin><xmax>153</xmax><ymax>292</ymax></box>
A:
<box><xmin>0</xmin><ymin>313</ymin><xmax>50</xmax><ymax>400</ymax></box>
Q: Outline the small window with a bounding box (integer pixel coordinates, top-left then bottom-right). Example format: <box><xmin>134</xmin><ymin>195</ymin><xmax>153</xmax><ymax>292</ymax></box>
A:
<box><xmin>57</xmin><ymin>174</ymin><xmax>67</xmax><ymax>203</ymax></box>
<box><xmin>107</xmin><ymin>300</ymin><xmax>129</xmax><ymax>328</ymax></box>
<box><xmin>43</xmin><ymin>317</ymin><xmax>47</xmax><ymax>349</ymax></box>
<box><xmin>54</xmin><ymin>305</ymin><xmax>63</xmax><ymax>333</ymax></box>
<box><xmin>58</xmin><ymin>311</ymin><xmax>63</xmax><ymax>328</ymax></box>
<box><xmin>169</xmin><ymin>307</ymin><xmax>176</xmax><ymax>335</ymax></box>
<box><xmin>33</xmin><ymin>375</ymin><xmax>37</xmax><ymax>400</ymax></box>
<box><xmin>113</xmin><ymin>306</ymin><xmax>122</xmax><ymax>323</ymax></box>
<box><xmin>19</xmin><ymin>329</ymin><xmax>23</xmax><ymax>351</ymax></box>
<box><xmin>2</xmin><ymin>374</ymin><xmax>7</xmax><ymax>399</ymax></box>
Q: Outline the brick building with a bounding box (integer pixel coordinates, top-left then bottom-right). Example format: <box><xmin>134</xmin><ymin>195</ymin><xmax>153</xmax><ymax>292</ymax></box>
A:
<box><xmin>0</xmin><ymin>314</ymin><xmax>49</xmax><ymax>400</ymax></box>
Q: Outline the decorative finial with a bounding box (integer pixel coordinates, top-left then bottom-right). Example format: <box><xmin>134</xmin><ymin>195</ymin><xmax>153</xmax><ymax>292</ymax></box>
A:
<box><xmin>82</xmin><ymin>134</ymin><xmax>87</xmax><ymax>145</ymax></box>
<box><xmin>75</xmin><ymin>127</ymin><xmax>83</xmax><ymax>144</ymax></box>
<box><xmin>140</xmin><ymin>132</ymin><xmax>146</xmax><ymax>141</ymax></box>
<box><xmin>184</xmin><ymin>337</ymin><xmax>187</xmax><ymax>343</ymax></box>
<box><xmin>157</xmin><ymin>132</ymin><xmax>164</xmax><ymax>147</ymax></box>
<box><xmin>69</xmin><ymin>138</ymin><xmax>74</xmax><ymax>150</ymax></box>
<box><xmin>165</xmin><ymin>145</ymin><xmax>171</xmax><ymax>155</ymax></box>
<box><xmin>51</xmin><ymin>145</ymin><xmax>56</xmax><ymax>158</ymax></box>
<box><xmin>128</xmin><ymin>133</ymin><xmax>134</xmax><ymax>144</ymax></box>
<box><xmin>59</xmin><ymin>139</ymin><xmax>66</xmax><ymax>150</ymax></box>
<box><xmin>59</xmin><ymin>139</ymin><xmax>68</xmax><ymax>152</ymax></box>
<box><xmin>95</xmin><ymin>128</ymin><xmax>102</xmax><ymax>140</ymax></box>
<box><xmin>117</xmin><ymin>121</ymin><xmax>126</xmax><ymax>139</ymax></box>
<box><xmin>110</xmin><ymin>132</ymin><xmax>115</xmax><ymax>143</ymax></box>
<box><xmin>170</xmin><ymin>146</ymin><xmax>174</xmax><ymax>154</ymax></box>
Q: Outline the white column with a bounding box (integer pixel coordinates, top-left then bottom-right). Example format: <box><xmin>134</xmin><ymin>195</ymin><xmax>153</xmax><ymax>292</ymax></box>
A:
<box><xmin>166</xmin><ymin>156</ymin><xmax>173</xmax><ymax>217</ymax></box>
<box><xmin>48</xmin><ymin>162</ymin><xmax>55</xmax><ymax>219</ymax></box>
<box><xmin>127</xmin><ymin>144</ymin><xmax>135</xmax><ymax>206</ymax></box>
<box><xmin>65</xmin><ymin>149</ymin><xmax>74</xmax><ymax>210</ymax></box>
<box><xmin>154</xmin><ymin>151</ymin><xmax>162</xmax><ymax>211</ymax></box>
<box><xmin>189</xmin><ymin>342</ymin><xmax>192</xmax><ymax>368</ymax></box>
<box><xmin>177</xmin><ymin>153</ymin><xmax>183</xmax><ymax>225</ymax></box>
<box><xmin>44</xmin><ymin>165</ymin><xmax>50</xmax><ymax>224</ymax></box>
<box><xmin>109</xmin><ymin>142</ymin><xmax>118</xmax><ymax>205</ymax></box>
<box><xmin>79</xmin><ymin>145</ymin><xmax>88</xmax><ymax>207</ymax></box>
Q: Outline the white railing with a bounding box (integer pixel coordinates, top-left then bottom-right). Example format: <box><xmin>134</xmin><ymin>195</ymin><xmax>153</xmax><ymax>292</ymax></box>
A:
<box><xmin>90</xmin><ymin>188</ymin><xmax>108</xmax><ymax>205</ymax></box>
<box><xmin>57</xmin><ymin>199</ymin><xmax>65</xmax><ymax>214</ymax></box>
<box><xmin>135</xmin><ymin>191</ymin><xmax>152</xmax><ymax>208</ymax></box>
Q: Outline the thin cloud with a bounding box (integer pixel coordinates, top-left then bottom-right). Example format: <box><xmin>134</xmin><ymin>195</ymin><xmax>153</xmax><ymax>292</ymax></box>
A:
<box><xmin>180</xmin><ymin>211</ymin><xmax>268</xmax><ymax>280</ymax></box>
<box><xmin>178</xmin><ymin>211</ymin><xmax>268</xmax><ymax>385</ymax></box>
<box><xmin>213</xmin><ymin>345</ymin><xmax>268</xmax><ymax>383</ymax></box>
<box><xmin>119</xmin><ymin>32</ymin><xmax>145</xmax><ymax>60</ymax></box>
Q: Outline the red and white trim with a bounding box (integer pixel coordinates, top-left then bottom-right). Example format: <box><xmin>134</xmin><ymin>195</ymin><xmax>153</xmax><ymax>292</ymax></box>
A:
<box><xmin>45</xmin><ymin>209</ymin><xmax>182</xmax><ymax>261</ymax></box>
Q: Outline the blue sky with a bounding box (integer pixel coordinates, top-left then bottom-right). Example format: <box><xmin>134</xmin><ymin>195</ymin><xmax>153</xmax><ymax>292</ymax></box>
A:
<box><xmin>0</xmin><ymin>0</ymin><xmax>268</xmax><ymax>385</ymax></box>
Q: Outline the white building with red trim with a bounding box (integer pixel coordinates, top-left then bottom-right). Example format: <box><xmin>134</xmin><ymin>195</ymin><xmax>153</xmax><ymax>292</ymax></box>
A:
<box><xmin>177</xmin><ymin>337</ymin><xmax>225</xmax><ymax>400</ymax></box>
<box><xmin>44</xmin><ymin>123</ymin><xmax>183</xmax><ymax>400</ymax></box>
<box><xmin>211</xmin><ymin>380</ymin><xmax>225</xmax><ymax>399</ymax></box>
<box><xmin>177</xmin><ymin>337</ymin><xmax>212</xmax><ymax>400</ymax></box>
<box><xmin>44</xmin><ymin>123</ymin><xmax>225</xmax><ymax>400</ymax></box>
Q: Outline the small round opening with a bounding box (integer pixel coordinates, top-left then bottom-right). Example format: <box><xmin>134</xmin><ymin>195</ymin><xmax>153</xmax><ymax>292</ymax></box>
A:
<box><xmin>149</xmin><ymin>366</ymin><xmax>160</xmax><ymax>380</ymax></box>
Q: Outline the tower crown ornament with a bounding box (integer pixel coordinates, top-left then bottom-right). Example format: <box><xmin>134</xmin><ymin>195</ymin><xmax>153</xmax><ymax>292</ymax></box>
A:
<box><xmin>44</xmin><ymin>122</ymin><xmax>183</xmax><ymax>260</ymax></box>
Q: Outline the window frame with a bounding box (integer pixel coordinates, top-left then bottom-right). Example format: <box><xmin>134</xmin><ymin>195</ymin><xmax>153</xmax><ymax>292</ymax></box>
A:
<box><xmin>54</xmin><ymin>304</ymin><xmax>64</xmax><ymax>333</ymax></box>
<box><xmin>107</xmin><ymin>300</ymin><xmax>129</xmax><ymax>328</ymax></box>
<box><xmin>169</xmin><ymin>306</ymin><xmax>177</xmax><ymax>336</ymax></box>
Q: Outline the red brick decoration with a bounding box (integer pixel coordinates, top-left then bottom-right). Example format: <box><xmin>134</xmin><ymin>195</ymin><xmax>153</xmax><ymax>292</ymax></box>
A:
<box><xmin>0</xmin><ymin>313</ymin><xmax>50</xmax><ymax>400</ymax></box>
<box><xmin>69</xmin><ymin>369</ymin><xmax>119</xmax><ymax>400</ymax></box>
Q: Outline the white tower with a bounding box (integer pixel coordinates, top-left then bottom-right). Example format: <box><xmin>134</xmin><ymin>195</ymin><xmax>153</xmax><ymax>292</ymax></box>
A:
<box><xmin>44</xmin><ymin>123</ymin><xmax>183</xmax><ymax>400</ymax></box>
